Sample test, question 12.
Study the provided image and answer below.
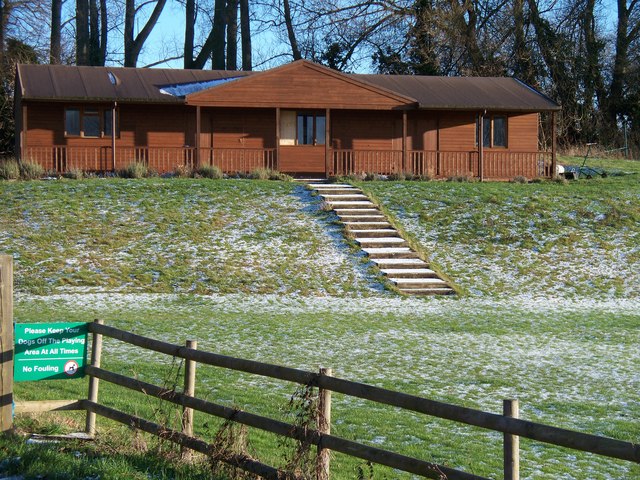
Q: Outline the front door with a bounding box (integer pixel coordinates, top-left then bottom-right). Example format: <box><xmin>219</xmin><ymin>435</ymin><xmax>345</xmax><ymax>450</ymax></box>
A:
<box><xmin>279</xmin><ymin>110</ymin><xmax>327</xmax><ymax>176</ymax></box>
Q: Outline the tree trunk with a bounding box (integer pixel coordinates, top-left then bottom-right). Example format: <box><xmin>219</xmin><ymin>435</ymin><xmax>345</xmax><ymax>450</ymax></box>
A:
<box><xmin>283</xmin><ymin>0</ymin><xmax>301</xmax><ymax>60</ymax></box>
<box><xmin>76</xmin><ymin>0</ymin><xmax>90</xmax><ymax>65</ymax></box>
<box><xmin>240</xmin><ymin>0</ymin><xmax>251</xmax><ymax>70</ymax></box>
<box><xmin>50</xmin><ymin>0</ymin><xmax>62</xmax><ymax>63</ymax></box>
<box><xmin>124</xmin><ymin>0</ymin><xmax>167</xmax><ymax>67</ymax></box>
<box><xmin>608</xmin><ymin>0</ymin><xmax>631</xmax><ymax>127</ymax></box>
<box><xmin>226</xmin><ymin>0</ymin><xmax>238</xmax><ymax>70</ymax></box>
<box><xmin>89</xmin><ymin>0</ymin><xmax>100</xmax><ymax>65</ymax></box>
<box><xmin>184</xmin><ymin>0</ymin><xmax>195</xmax><ymax>68</ymax></box>
<box><xmin>211</xmin><ymin>0</ymin><xmax>226</xmax><ymax>69</ymax></box>
<box><xmin>100</xmin><ymin>0</ymin><xmax>107</xmax><ymax>64</ymax></box>
<box><xmin>512</xmin><ymin>0</ymin><xmax>536</xmax><ymax>85</ymax></box>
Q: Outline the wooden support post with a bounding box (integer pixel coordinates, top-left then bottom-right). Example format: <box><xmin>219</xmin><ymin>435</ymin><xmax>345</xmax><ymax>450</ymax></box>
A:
<box><xmin>478</xmin><ymin>113</ymin><xmax>484</xmax><ymax>182</ymax></box>
<box><xmin>182</xmin><ymin>340</ymin><xmax>197</xmax><ymax>458</ymax></box>
<box><xmin>111</xmin><ymin>103</ymin><xmax>117</xmax><ymax>173</ymax></box>
<box><xmin>503</xmin><ymin>399</ymin><xmax>520</xmax><ymax>480</ymax></box>
<box><xmin>275</xmin><ymin>107</ymin><xmax>281</xmax><ymax>172</ymax></box>
<box><xmin>195</xmin><ymin>106</ymin><xmax>201</xmax><ymax>169</ymax></box>
<box><xmin>325</xmin><ymin>109</ymin><xmax>331</xmax><ymax>177</ymax></box>
<box><xmin>402</xmin><ymin>110</ymin><xmax>408</xmax><ymax>174</ymax></box>
<box><xmin>317</xmin><ymin>367</ymin><xmax>332</xmax><ymax>480</ymax></box>
<box><xmin>85</xmin><ymin>319</ymin><xmax>104</xmax><ymax>436</ymax></box>
<box><xmin>0</xmin><ymin>256</ymin><xmax>13</xmax><ymax>432</ymax></box>
<box><xmin>551</xmin><ymin>111</ymin><xmax>557</xmax><ymax>178</ymax></box>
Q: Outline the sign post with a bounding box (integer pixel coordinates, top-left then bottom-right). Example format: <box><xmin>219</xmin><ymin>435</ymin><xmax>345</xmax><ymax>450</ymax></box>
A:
<box><xmin>0</xmin><ymin>255</ymin><xmax>13</xmax><ymax>432</ymax></box>
<box><xmin>14</xmin><ymin>323</ymin><xmax>88</xmax><ymax>382</ymax></box>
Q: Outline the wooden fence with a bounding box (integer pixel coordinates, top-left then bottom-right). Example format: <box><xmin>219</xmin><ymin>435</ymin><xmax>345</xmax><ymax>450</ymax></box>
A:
<box><xmin>3</xmin><ymin>257</ymin><xmax>637</xmax><ymax>478</ymax></box>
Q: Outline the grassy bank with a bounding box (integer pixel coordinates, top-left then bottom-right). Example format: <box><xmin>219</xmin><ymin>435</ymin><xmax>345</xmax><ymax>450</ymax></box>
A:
<box><xmin>1</xmin><ymin>160</ymin><xmax>639</xmax><ymax>479</ymax></box>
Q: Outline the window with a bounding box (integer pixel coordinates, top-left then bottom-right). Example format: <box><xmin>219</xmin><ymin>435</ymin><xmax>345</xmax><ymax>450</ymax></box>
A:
<box><xmin>65</xmin><ymin>108</ymin><xmax>80</xmax><ymax>136</ymax></box>
<box><xmin>296</xmin><ymin>113</ymin><xmax>326</xmax><ymax>145</ymax></box>
<box><xmin>64</xmin><ymin>106</ymin><xmax>119</xmax><ymax>138</ymax></box>
<box><xmin>476</xmin><ymin>115</ymin><xmax>507</xmax><ymax>148</ymax></box>
<box><xmin>103</xmin><ymin>109</ymin><xmax>120</xmax><ymax>137</ymax></box>
<box><xmin>492</xmin><ymin>116</ymin><xmax>506</xmax><ymax>147</ymax></box>
<box><xmin>83</xmin><ymin>109</ymin><xmax>100</xmax><ymax>137</ymax></box>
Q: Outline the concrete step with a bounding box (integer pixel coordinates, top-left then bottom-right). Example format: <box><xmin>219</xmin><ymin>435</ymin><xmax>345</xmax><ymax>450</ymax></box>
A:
<box><xmin>372</xmin><ymin>258</ymin><xmax>429</xmax><ymax>268</ymax></box>
<box><xmin>334</xmin><ymin>208</ymin><xmax>380</xmax><ymax>214</ymax></box>
<box><xmin>343</xmin><ymin>221</ymin><xmax>392</xmax><ymax>228</ymax></box>
<box><xmin>339</xmin><ymin>216</ymin><xmax>387</xmax><ymax>222</ymax></box>
<box><xmin>316</xmin><ymin>189</ymin><xmax>363</xmax><ymax>195</ymax></box>
<box><xmin>327</xmin><ymin>201</ymin><xmax>376</xmax><ymax>208</ymax></box>
<box><xmin>350</xmin><ymin>229</ymin><xmax>401</xmax><ymax>238</ymax></box>
<box><xmin>308</xmin><ymin>183</ymin><xmax>353</xmax><ymax>188</ymax></box>
<box><xmin>357</xmin><ymin>237</ymin><xmax>408</xmax><ymax>248</ymax></box>
<box><xmin>381</xmin><ymin>268</ymin><xmax>438</xmax><ymax>278</ymax></box>
<box><xmin>401</xmin><ymin>288</ymin><xmax>456</xmax><ymax>296</ymax></box>
<box><xmin>390</xmin><ymin>278</ymin><xmax>448</xmax><ymax>288</ymax></box>
<box><xmin>363</xmin><ymin>247</ymin><xmax>419</xmax><ymax>259</ymax></box>
<box><xmin>321</xmin><ymin>194</ymin><xmax>369</xmax><ymax>201</ymax></box>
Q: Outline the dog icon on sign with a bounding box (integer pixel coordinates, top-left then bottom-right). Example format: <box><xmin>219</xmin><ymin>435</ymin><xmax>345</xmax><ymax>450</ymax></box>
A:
<box><xmin>64</xmin><ymin>360</ymin><xmax>79</xmax><ymax>376</ymax></box>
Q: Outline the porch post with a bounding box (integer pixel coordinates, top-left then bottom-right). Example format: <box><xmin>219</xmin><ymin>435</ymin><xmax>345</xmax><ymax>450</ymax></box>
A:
<box><xmin>402</xmin><ymin>110</ymin><xmax>408</xmax><ymax>174</ymax></box>
<box><xmin>551</xmin><ymin>111</ymin><xmax>557</xmax><ymax>178</ymax></box>
<box><xmin>325</xmin><ymin>108</ymin><xmax>331</xmax><ymax>177</ymax></box>
<box><xmin>478</xmin><ymin>112</ymin><xmax>484</xmax><ymax>182</ymax></box>
<box><xmin>195</xmin><ymin>106</ymin><xmax>201</xmax><ymax>168</ymax></box>
<box><xmin>275</xmin><ymin>107</ymin><xmax>281</xmax><ymax>171</ymax></box>
<box><xmin>436</xmin><ymin>113</ymin><xmax>441</xmax><ymax>177</ymax></box>
<box><xmin>111</xmin><ymin>102</ymin><xmax>117</xmax><ymax>172</ymax></box>
<box><xmin>21</xmin><ymin>105</ymin><xmax>28</xmax><ymax>162</ymax></box>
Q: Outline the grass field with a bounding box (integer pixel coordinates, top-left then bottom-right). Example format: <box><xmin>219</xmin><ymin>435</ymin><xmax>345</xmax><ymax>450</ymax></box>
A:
<box><xmin>1</xmin><ymin>158</ymin><xmax>639</xmax><ymax>479</ymax></box>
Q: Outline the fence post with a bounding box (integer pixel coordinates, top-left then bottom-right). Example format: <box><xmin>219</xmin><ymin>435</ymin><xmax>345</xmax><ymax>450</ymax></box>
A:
<box><xmin>182</xmin><ymin>340</ymin><xmax>197</xmax><ymax>458</ymax></box>
<box><xmin>0</xmin><ymin>255</ymin><xmax>14</xmax><ymax>432</ymax></box>
<box><xmin>317</xmin><ymin>367</ymin><xmax>332</xmax><ymax>480</ymax></box>
<box><xmin>85</xmin><ymin>319</ymin><xmax>104</xmax><ymax>436</ymax></box>
<box><xmin>503</xmin><ymin>399</ymin><xmax>520</xmax><ymax>480</ymax></box>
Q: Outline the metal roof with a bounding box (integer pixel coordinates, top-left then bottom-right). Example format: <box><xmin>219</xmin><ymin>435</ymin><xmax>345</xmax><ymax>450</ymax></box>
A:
<box><xmin>352</xmin><ymin>74</ymin><xmax>560</xmax><ymax>112</ymax></box>
<box><xmin>17</xmin><ymin>62</ymin><xmax>560</xmax><ymax>112</ymax></box>
<box><xmin>17</xmin><ymin>64</ymin><xmax>254</xmax><ymax>103</ymax></box>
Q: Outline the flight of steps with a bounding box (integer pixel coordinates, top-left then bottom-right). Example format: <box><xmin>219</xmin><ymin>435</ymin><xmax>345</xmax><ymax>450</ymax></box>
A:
<box><xmin>309</xmin><ymin>183</ymin><xmax>455</xmax><ymax>296</ymax></box>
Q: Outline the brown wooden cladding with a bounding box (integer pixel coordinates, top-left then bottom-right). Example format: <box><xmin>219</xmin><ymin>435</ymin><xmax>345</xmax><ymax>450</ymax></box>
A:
<box><xmin>24</xmin><ymin>102</ymin><xmax>197</xmax><ymax>150</ymax></box>
<box><xmin>187</xmin><ymin>62</ymin><xmax>414</xmax><ymax>110</ymax></box>
<box><xmin>331</xmin><ymin>110</ymin><xmax>401</xmax><ymax>151</ymax></box>
<box><xmin>507</xmin><ymin>113</ymin><xmax>539</xmax><ymax>151</ymax></box>
<box><xmin>205</xmin><ymin>108</ymin><xmax>276</xmax><ymax>149</ymax></box>
<box><xmin>280</xmin><ymin>146</ymin><xmax>325</xmax><ymax>173</ymax></box>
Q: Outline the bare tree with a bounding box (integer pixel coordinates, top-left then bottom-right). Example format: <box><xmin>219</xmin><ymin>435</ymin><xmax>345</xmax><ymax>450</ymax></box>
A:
<box><xmin>239</xmin><ymin>0</ymin><xmax>251</xmax><ymax>69</ymax></box>
<box><xmin>226</xmin><ymin>0</ymin><xmax>238</xmax><ymax>69</ymax></box>
<box><xmin>124</xmin><ymin>0</ymin><xmax>167</xmax><ymax>67</ymax></box>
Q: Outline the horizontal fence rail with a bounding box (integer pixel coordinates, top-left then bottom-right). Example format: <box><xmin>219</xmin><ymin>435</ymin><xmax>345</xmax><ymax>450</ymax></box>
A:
<box><xmin>85</xmin><ymin>365</ymin><xmax>478</xmax><ymax>480</ymax></box>
<box><xmin>88</xmin><ymin>322</ymin><xmax>640</xmax><ymax>465</ymax></box>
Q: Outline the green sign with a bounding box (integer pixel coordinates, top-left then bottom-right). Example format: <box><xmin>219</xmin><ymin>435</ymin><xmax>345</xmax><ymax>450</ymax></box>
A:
<box><xmin>14</xmin><ymin>322</ymin><xmax>88</xmax><ymax>382</ymax></box>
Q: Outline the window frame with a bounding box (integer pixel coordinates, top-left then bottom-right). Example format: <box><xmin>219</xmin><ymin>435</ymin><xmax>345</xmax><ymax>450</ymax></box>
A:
<box><xmin>296</xmin><ymin>112</ymin><xmax>326</xmax><ymax>146</ymax></box>
<box><xmin>64</xmin><ymin>105</ymin><xmax>120</xmax><ymax>139</ymax></box>
<box><xmin>475</xmin><ymin>114</ymin><xmax>508</xmax><ymax>149</ymax></box>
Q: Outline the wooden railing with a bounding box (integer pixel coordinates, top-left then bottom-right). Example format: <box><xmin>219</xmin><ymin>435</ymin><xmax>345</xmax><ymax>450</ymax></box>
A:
<box><xmin>333</xmin><ymin>149</ymin><xmax>403</xmax><ymax>176</ymax></box>
<box><xmin>410</xmin><ymin>151</ymin><xmax>480</xmax><ymax>178</ymax></box>
<box><xmin>483</xmin><ymin>151</ymin><xmax>553</xmax><ymax>179</ymax></box>
<box><xmin>23</xmin><ymin>146</ymin><xmax>276</xmax><ymax>175</ymax></box>
<box><xmin>199</xmin><ymin>147</ymin><xmax>277</xmax><ymax>173</ymax></box>
<box><xmin>24</xmin><ymin>146</ymin><xmax>554</xmax><ymax>179</ymax></box>
<box><xmin>12</xmin><ymin>316</ymin><xmax>639</xmax><ymax>479</ymax></box>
